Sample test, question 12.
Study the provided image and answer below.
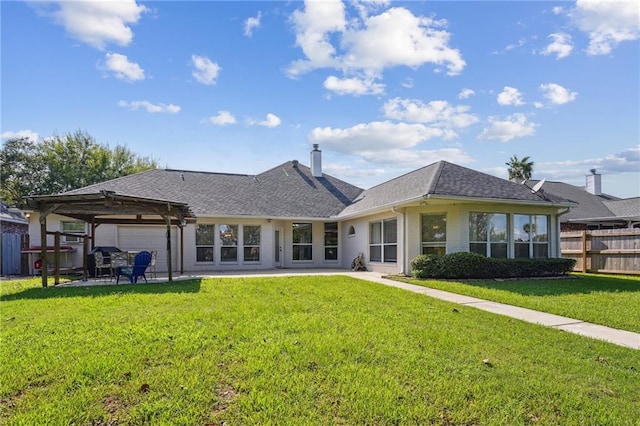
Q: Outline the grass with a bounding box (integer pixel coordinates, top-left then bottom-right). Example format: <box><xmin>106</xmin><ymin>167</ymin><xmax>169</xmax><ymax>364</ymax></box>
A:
<box><xmin>1</xmin><ymin>276</ymin><xmax>639</xmax><ymax>425</ymax></box>
<box><xmin>395</xmin><ymin>273</ymin><xmax>640</xmax><ymax>333</ymax></box>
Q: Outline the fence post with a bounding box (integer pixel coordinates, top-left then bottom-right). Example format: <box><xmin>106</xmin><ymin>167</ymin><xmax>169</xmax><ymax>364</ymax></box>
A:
<box><xmin>581</xmin><ymin>230</ymin><xmax>587</xmax><ymax>273</ymax></box>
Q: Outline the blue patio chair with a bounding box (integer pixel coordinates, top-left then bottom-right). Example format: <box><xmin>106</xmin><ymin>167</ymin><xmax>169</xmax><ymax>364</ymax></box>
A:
<box><xmin>116</xmin><ymin>251</ymin><xmax>152</xmax><ymax>284</ymax></box>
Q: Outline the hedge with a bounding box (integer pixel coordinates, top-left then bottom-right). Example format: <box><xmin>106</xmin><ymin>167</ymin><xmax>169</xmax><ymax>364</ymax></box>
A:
<box><xmin>410</xmin><ymin>252</ymin><xmax>576</xmax><ymax>279</ymax></box>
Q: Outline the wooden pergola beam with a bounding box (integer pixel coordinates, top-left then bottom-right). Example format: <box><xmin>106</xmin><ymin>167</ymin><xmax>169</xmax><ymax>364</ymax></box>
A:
<box><xmin>24</xmin><ymin>191</ymin><xmax>195</xmax><ymax>287</ymax></box>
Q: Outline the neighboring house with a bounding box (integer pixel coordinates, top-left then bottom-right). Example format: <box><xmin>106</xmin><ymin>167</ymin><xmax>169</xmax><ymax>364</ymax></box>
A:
<box><xmin>529</xmin><ymin>170</ymin><xmax>640</xmax><ymax>231</ymax></box>
<box><xmin>25</xmin><ymin>146</ymin><xmax>575</xmax><ymax>276</ymax></box>
<box><xmin>1</xmin><ymin>202</ymin><xmax>29</xmax><ymax>275</ymax></box>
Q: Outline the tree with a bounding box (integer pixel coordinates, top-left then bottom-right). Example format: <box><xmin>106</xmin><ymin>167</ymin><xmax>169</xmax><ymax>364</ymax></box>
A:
<box><xmin>0</xmin><ymin>130</ymin><xmax>158</xmax><ymax>205</ymax></box>
<box><xmin>505</xmin><ymin>155</ymin><xmax>534</xmax><ymax>183</ymax></box>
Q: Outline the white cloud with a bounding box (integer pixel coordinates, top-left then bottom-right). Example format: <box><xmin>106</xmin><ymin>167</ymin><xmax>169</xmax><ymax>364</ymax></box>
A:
<box><xmin>539</xmin><ymin>83</ymin><xmax>577</xmax><ymax>105</ymax></box>
<box><xmin>288</xmin><ymin>0</ymin><xmax>346</xmax><ymax>76</ymax></box>
<box><xmin>534</xmin><ymin>101</ymin><xmax>544</xmax><ymax>109</ymax></box>
<box><xmin>0</xmin><ymin>129</ymin><xmax>39</xmax><ymax>141</ymax></box>
<box><xmin>103</xmin><ymin>52</ymin><xmax>144</xmax><ymax>81</ymax></box>
<box><xmin>38</xmin><ymin>0</ymin><xmax>147</xmax><ymax>50</ymax></box>
<box><xmin>382</xmin><ymin>98</ymin><xmax>479</xmax><ymax>129</ymax></box>
<box><xmin>458</xmin><ymin>88</ymin><xmax>475</xmax><ymax>99</ymax></box>
<box><xmin>341</xmin><ymin>7</ymin><xmax>465</xmax><ymax>75</ymax></box>
<box><xmin>249</xmin><ymin>113</ymin><xmax>281</xmax><ymax>128</ymax></box>
<box><xmin>570</xmin><ymin>0</ymin><xmax>640</xmax><ymax>55</ymax></box>
<box><xmin>287</xmin><ymin>2</ymin><xmax>465</xmax><ymax>79</ymax></box>
<box><xmin>244</xmin><ymin>12</ymin><xmax>261</xmax><ymax>37</ymax></box>
<box><xmin>478</xmin><ymin>113</ymin><xmax>537</xmax><ymax>142</ymax></box>
<box><xmin>310</xmin><ymin>122</ymin><xmax>473</xmax><ymax>168</ymax></box>
<box><xmin>118</xmin><ymin>100</ymin><xmax>180</xmax><ymax>113</ymax></box>
<box><xmin>539</xmin><ymin>146</ymin><xmax>640</xmax><ymax>177</ymax></box>
<box><xmin>541</xmin><ymin>33</ymin><xmax>573</xmax><ymax>59</ymax></box>
<box><xmin>309</xmin><ymin>121</ymin><xmax>449</xmax><ymax>154</ymax></box>
<box><xmin>552</xmin><ymin>6</ymin><xmax>564</xmax><ymax>15</ymax></box>
<box><xmin>323</xmin><ymin>75</ymin><xmax>385</xmax><ymax>95</ymax></box>
<box><xmin>359</xmin><ymin>147</ymin><xmax>474</xmax><ymax>169</ymax></box>
<box><xmin>497</xmin><ymin>86</ymin><xmax>525</xmax><ymax>106</ymax></box>
<box><xmin>208</xmin><ymin>111</ymin><xmax>236</xmax><ymax>126</ymax></box>
<box><xmin>191</xmin><ymin>55</ymin><xmax>221</xmax><ymax>85</ymax></box>
<box><xmin>401</xmin><ymin>78</ymin><xmax>414</xmax><ymax>88</ymax></box>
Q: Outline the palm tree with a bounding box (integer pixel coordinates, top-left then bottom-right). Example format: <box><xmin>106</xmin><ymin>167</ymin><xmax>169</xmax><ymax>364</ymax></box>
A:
<box><xmin>506</xmin><ymin>155</ymin><xmax>534</xmax><ymax>183</ymax></box>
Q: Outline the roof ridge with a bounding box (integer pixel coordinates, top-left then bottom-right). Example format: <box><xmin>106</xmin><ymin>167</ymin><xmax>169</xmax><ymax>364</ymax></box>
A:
<box><xmin>426</xmin><ymin>161</ymin><xmax>447</xmax><ymax>194</ymax></box>
<box><xmin>164</xmin><ymin>168</ymin><xmax>250</xmax><ymax>177</ymax></box>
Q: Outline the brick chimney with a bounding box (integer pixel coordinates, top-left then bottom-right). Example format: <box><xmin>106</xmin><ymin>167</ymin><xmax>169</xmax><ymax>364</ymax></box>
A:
<box><xmin>585</xmin><ymin>168</ymin><xmax>602</xmax><ymax>195</ymax></box>
<box><xmin>311</xmin><ymin>144</ymin><xmax>322</xmax><ymax>177</ymax></box>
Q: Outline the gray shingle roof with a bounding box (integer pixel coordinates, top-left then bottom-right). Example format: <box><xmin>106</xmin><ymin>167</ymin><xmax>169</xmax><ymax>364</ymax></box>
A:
<box><xmin>527</xmin><ymin>180</ymin><xmax>624</xmax><ymax>221</ymax></box>
<box><xmin>338</xmin><ymin>161</ymin><xmax>572</xmax><ymax>217</ymax></box>
<box><xmin>604</xmin><ymin>198</ymin><xmax>640</xmax><ymax>219</ymax></box>
<box><xmin>64</xmin><ymin>161</ymin><xmax>363</xmax><ymax>219</ymax></box>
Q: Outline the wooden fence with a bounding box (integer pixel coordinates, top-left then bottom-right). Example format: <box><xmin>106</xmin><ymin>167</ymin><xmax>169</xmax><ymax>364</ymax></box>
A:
<box><xmin>560</xmin><ymin>229</ymin><xmax>640</xmax><ymax>275</ymax></box>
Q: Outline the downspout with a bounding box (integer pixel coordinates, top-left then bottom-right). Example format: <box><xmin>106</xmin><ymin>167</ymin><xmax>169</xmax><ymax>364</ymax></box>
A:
<box><xmin>556</xmin><ymin>208</ymin><xmax>571</xmax><ymax>258</ymax></box>
<box><xmin>391</xmin><ymin>206</ymin><xmax>406</xmax><ymax>275</ymax></box>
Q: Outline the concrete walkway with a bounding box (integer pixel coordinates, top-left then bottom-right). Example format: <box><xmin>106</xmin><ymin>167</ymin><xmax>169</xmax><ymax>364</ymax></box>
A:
<box><xmin>351</xmin><ymin>271</ymin><xmax>640</xmax><ymax>350</ymax></box>
<box><xmin>62</xmin><ymin>269</ymin><xmax>639</xmax><ymax>350</ymax></box>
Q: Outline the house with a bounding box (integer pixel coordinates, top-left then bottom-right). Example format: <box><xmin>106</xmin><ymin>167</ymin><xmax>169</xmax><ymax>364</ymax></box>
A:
<box><xmin>1</xmin><ymin>202</ymin><xmax>29</xmax><ymax>275</ymax></box>
<box><xmin>529</xmin><ymin>169</ymin><xmax>640</xmax><ymax>231</ymax></box>
<box><xmin>24</xmin><ymin>145</ymin><xmax>576</xmax><ymax>277</ymax></box>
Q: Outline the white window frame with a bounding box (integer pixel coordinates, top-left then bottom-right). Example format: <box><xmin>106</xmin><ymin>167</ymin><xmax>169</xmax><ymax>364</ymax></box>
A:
<box><xmin>243</xmin><ymin>225</ymin><xmax>261</xmax><ymax>263</ymax></box>
<box><xmin>219</xmin><ymin>224</ymin><xmax>239</xmax><ymax>263</ymax></box>
<box><xmin>514</xmin><ymin>214</ymin><xmax>549</xmax><ymax>258</ymax></box>
<box><xmin>61</xmin><ymin>221</ymin><xmax>85</xmax><ymax>244</ymax></box>
<box><xmin>292</xmin><ymin>223</ymin><xmax>313</xmax><ymax>262</ymax></box>
<box><xmin>469</xmin><ymin>213</ymin><xmax>508</xmax><ymax>258</ymax></box>
<box><xmin>324</xmin><ymin>222</ymin><xmax>338</xmax><ymax>262</ymax></box>
<box><xmin>369</xmin><ymin>218</ymin><xmax>397</xmax><ymax>263</ymax></box>
<box><xmin>421</xmin><ymin>214</ymin><xmax>447</xmax><ymax>255</ymax></box>
<box><xmin>195</xmin><ymin>224</ymin><xmax>215</xmax><ymax>263</ymax></box>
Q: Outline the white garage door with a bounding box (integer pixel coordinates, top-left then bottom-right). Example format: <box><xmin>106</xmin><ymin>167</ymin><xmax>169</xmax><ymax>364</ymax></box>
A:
<box><xmin>117</xmin><ymin>226</ymin><xmax>178</xmax><ymax>273</ymax></box>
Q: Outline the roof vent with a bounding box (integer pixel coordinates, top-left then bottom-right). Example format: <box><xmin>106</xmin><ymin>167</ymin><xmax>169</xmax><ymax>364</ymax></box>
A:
<box><xmin>292</xmin><ymin>160</ymin><xmax>299</xmax><ymax>168</ymax></box>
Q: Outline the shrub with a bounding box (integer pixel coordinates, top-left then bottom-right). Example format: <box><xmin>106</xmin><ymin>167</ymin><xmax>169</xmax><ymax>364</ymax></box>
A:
<box><xmin>411</xmin><ymin>252</ymin><xmax>576</xmax><ymax>279</ymax></box>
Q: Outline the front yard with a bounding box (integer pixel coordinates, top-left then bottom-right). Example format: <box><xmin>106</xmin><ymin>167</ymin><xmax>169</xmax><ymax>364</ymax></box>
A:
<box><xmin>397</xmin><ymin>273</ymin><xmax>640</xmax><ymax>333</ymax></box>
<box><xmin>1</xmin><ymin>276</ymin><xmax>639</xmax><ymax>425</ymax></box>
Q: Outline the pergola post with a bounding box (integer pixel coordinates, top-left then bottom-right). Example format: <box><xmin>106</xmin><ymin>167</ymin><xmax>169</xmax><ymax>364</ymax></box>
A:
<box><xmin>54</xmin><ymin>232</ymin><xmax>61</xmax><ymax>286</ymax></box>
<box><xmin>165</xmin><ymin>215</ymin><xmax>173</xmax><ymax>282</ymax></box>
<box><xmin>180</xmin><ymin>224</ymin><xmax>184</xmax><ymax>275</ymax></box>
<box><xmin>39</xmin><ymin>214</ymin><xmax>48</xmax><ymax>288</ymax></box>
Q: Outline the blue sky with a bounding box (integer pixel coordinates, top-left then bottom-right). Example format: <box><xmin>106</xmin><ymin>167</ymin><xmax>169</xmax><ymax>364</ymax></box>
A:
<box><xmin>2</xmin><ymin>0</ymin><xmax>639</xmax><ymax>197</ymax></box>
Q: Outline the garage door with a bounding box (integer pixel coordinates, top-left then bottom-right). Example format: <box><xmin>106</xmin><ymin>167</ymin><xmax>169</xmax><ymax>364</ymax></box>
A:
<box><xmin>117</xmin><ymin>226</ymin><xmax>178</xmax><ymax>273</ymax></box>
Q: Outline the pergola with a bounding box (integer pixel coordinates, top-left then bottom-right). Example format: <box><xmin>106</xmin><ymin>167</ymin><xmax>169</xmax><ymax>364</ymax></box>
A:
<box><xmin>24</xmin><ymin>190</ymin><xmax>195</xmax><ymax>287</ymax></box>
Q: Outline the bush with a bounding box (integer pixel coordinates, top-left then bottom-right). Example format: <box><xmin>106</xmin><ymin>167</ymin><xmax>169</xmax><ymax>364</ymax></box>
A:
<box><xmin>411</xmin><ymin>252</ymin><xmax>576</xmax><ymax>279</ymax></box>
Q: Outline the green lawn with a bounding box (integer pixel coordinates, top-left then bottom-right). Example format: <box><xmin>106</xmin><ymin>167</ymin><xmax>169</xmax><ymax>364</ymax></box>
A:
<box><xmin>396</xmin><ymin>273</ymin><xmax>640</xmax><ymax>333</ymax></box>
<box><xmin>1</xmin><ymin>276</ymin><xmax>639</xmax><ymax>425</ymax></box>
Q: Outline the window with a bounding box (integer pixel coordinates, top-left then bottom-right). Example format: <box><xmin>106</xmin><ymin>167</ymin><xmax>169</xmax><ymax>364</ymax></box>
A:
<box><xmin>293</xmin><ymin>223</ymin><xmax>313</xmax><ymax>261</ymax></box>
<box><xmin>421</xmin><ymin>214</ymin><xmax>446</xmax><ymax>255</ymax></box>
<box><xmin>61</xmin><ymin>221</ymin><xmax>85</xmax><ymax>243</ymax></box>
<box><xmin>196</xmin><ymin>224</ymin><xmax>215</xmax><ymax>262</ymax></box>
<box><xmin>219</xmin><ymin>224</ymin><xmax>238</xmax><ymax>262</ymax></box>
<box><xmin>369</xmin><ymin>219</ymin><xmax>397</xmax><ymax>262</ymax></box>
<box><xmin>324</xmin><ymin>222</ymin><xmax>338</xmax><ymax>261</ymax></box>
<box><xmin>243</xmin><ymin>225</ymin><xmax>261</xmax><ymax>262</ymax></box>
<box><xmin>469</xmin><ymin>213</ymin><xmax>507</xmax><ymax>258</ymax></box>
<box><xmin>514</xmin><ymin>215</ymin><xmax>548</xmax><ymax>258</ymax></box>
<box><xmin>347</xmin><ymin>225</ymin><xmax>355</xmax><ymax>236</ymax></box>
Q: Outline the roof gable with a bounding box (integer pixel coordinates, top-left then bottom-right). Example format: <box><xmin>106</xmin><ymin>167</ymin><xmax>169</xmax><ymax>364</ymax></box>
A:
<box><xmin>338</xmin><ymin>161</ymin><xmax>572</xmax><ymax>217</ymax></box>
<box><xmin>64</xmin><ymin>162</ymin><xmax>363</xmax><ymax>218</ymax></box>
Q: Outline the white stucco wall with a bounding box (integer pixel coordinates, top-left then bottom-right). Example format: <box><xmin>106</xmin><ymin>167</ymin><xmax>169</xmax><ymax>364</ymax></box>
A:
<box><xmin>27</xmin><ymin>201</ymin><xmax>563</xmax><ymax>276</ymax></box>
